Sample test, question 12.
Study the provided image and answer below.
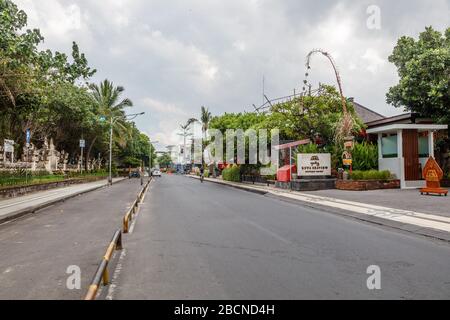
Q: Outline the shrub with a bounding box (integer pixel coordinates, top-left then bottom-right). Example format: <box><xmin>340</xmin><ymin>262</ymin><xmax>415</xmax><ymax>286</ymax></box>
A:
<box><xmin>222</xmin><ymin>165</ymin><xmax>241</xmax><ymax>182</ymax></box>
<box><xmin>352</xmin><ymin>142</ymin><xmax>379</xmax><ymax>171</ymax></box>
<box><xmin>350</xmin><ymin>170</ymin><xmax>392</xmax><ymax>181</ymax></box>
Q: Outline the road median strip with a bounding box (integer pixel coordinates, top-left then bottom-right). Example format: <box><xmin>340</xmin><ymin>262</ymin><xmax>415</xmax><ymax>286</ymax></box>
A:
<box><xmin>188</xmin><ymin>175</ymin><xmax>450</xmax><ymax>242</ymax></box>
<box><xmin>85</xmin><ymin>178</ymin><xmax>152</xmax><ymax>300</ymax></box>
<box><xmin>123</xmin><ymin>179</ymin><xmax>151</xmax><ymax>233</ymax></box>
<box><xmin>85</xmin><ymin>229</ymin><xmax>123</xmax><ymax>300</ymax></box>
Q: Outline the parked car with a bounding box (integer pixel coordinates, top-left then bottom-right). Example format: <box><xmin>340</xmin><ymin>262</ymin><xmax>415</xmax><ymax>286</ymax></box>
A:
<box><xmin>152</xmin><ymin>170</ymin><xmax>162</xmax><ymax>177</ymax></box>
<box><xmin>129</xmin><ymin>171</ymin><xmax>141</xmax><ymax>178</ymax></box>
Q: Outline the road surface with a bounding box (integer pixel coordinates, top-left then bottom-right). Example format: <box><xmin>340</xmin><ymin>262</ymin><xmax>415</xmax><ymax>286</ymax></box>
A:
<box><xmin>0</xmin><ymin>178</ymin><xmax>144</xmax><ymax>300</ymax></box>
<box><xmin>111</xmin><ymin>175</ymin><xmax>450</xmax><ymax>300</ymax></box>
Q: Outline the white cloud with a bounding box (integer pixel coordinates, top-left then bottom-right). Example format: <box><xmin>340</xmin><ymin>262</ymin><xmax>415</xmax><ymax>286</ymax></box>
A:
<box><xmin>13</xmin><ymin>0</ymin><xmax>450</xmax><ymax>145</ymax></box>
<box><xmin>141</xmin><ymin>98</ymin><xmax>187</xmax><ymax>117</ymax></box>
<box><xmin>362</xmin><ymin>48</ymin><xmax>387</xmax><ymax>74</ymax></box>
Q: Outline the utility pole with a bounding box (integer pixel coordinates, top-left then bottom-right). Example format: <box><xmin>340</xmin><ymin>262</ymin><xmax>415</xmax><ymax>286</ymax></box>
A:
<box><xmin>106</xmin><ymin>112</ymin><xmax>145</xmax><ymax>186</ymax></box>
<box><xmin>148</xmin><ymin>139</ymin><xmax>159</xmax><ymax>177</ymax></box>
<box><xmin>178</xmin><ymin>128</ymin><xmax>193</xmax><ymax>173</ymax></box>
<box><xmin>80</xmin><ymin>137</ymin><xmax>85</xmax><ymax>175</ymax></box>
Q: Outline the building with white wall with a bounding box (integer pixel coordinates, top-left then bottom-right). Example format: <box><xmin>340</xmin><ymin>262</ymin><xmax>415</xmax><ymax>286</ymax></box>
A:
<box><xmin>366</xmin><ymin>113</ymin><xmax>448</xmax><ymax>189</ymax></box>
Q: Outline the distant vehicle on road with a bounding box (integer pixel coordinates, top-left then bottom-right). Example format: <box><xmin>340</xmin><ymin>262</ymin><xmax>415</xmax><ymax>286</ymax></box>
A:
<box><xmin>152</xmin><ymin>170</ymin><xmax>162</xmax><ymax>177</ymax></box>
<box><xmin>129</xmin><ymin>171</ymin><xmax>141</xmax><ymax>179</ymax></box>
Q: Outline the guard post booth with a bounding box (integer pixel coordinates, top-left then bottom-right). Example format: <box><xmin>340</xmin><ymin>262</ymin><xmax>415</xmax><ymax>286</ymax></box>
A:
<box><xmin>366</xmin><ymin>113</ymin><xmax>448</xmax><ymax>189</ymax></box>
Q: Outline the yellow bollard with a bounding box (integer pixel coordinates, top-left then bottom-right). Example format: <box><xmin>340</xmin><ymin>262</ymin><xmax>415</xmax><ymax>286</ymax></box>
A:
<box><xmin>102</xmin><ymin>267</ymin><xmax>109</xmax><ymax>286</ymax></box>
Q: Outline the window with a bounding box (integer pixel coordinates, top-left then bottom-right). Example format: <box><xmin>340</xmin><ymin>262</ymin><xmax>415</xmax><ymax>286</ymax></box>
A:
<box><xmin>382</xmin><ymin>134</ymin><xmax>398</xmax><ymax>158</ymax></box>
<box><xmin>418</xmin><ymin>134</ymin><xmax>429</xmax><ymax>158</ymax></box>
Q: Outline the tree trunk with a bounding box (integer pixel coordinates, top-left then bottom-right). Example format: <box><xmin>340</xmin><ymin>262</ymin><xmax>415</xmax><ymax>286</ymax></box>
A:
<box><xmin>85</xmin><ymin>136</ymin><xmax>98</xmax><ymax>171</ymax></box>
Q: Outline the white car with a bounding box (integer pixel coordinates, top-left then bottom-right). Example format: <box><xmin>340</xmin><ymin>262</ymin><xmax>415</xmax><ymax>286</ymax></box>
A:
<box><xmin>152</xmin><ymin>170</ymin><xmax>162</xmax><ymax>177</ymax></box>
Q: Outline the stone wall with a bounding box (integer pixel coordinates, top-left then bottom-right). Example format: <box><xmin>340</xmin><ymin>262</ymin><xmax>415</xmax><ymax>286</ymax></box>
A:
<box><xmin>336</xmin><ymin>179</ymin><xmax>400</xmax><ymax>191</ymax></box>
<box><xmin>0</xmin><ymin>176</ymin><xmax>106</xmax><ymax>199</ymax></box>
<box><xmin>276</xmin><ymin>178</ymin><xmax>337</xmax><ymax>191</ymax></box>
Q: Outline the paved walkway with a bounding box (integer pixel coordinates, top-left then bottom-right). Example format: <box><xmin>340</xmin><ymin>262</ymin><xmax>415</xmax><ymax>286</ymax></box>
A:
<box><xmin>0</xmin><ymin>178</ymin><xmax>124</xmax><ymax>224</ymax></box>
<box><xmin>303</xmin><ymin>188</ymin><xmax>450</xmax><ymax>217</ymax></box>
<box><xmin>0</xmin><ymin>178</ymin><xmax>144</xmax><ymax>300</ymax></box>
<box><xmin>190</xmin><ymin>176</ymin><xmax>450</xmax><ymax>242</ymax></box>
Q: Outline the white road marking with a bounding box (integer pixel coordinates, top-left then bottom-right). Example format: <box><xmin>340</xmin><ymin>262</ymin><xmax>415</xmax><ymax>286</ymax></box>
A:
<box><xmin>105</xmin><ymin>249</ymin><xmax>127</xmax><ymax>300</ymax></box>
<box><xmin>3</xmin><ymin>267</ymin><xmax>13</xmax><ymax>274</ymax></box>
<box><xmin>277</xmin><ymin>192</ymin><xmax>450</xmax><ymax>232</ymax></box>
<box><xmin>243</xmin><ymin>219</ymin><xmax>291</xmax><ymax>245</ymax></box>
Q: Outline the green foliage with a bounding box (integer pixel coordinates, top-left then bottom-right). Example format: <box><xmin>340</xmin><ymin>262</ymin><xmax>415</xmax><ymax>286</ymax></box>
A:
<box><xmin>210</xmin><ymin>112</ymin><xmax>267</xmax><ymax>133</ymax></box>
<box><xmin>0</xmin><ymin>169</ymin><xmax>108</xmax><ymax>188</ymax></box>
<box><xmin>0</xmin><ymin>1</ymin><xmax>152</xmax><ymax>170</ymax></box>
<box><xmin>387</xmin><ymin>26</ymin><xmax>450</xmax><ymax>124</ymax></box>
<box><xmin>157</xmin><ymin>153</ymin><xmax>173</xmax><ymax>168</ymax></box>
<box><xmin>256</xmin><ymin>85</ymin><xmax>363</xmax><ymax>143</ymax></box>
<box><xmin>222</xmin><ymin>165</ymin><xmax>241</xmax><ymax>182</ymax></box>
<box><xmin>350</xmin><ymin>170</ymin><xmax>392</xmax><ymax>181</ymax></box>
<box><xmin>209</xmin><ymin>86</ymin><xmax>364</xmax><ymax>173</ymax></box>
<box><xmin>297</xmin><ymin>143</ymin><xmax>321</xmax><ymax>154</ymax></box>
<box><xmin>351</xmin><ymin>142</ymin><xmax>379</xmax><ymax>171</ymax></box>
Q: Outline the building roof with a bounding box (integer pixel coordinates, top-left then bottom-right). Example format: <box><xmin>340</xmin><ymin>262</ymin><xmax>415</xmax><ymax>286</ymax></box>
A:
<box><xmin>351</xmin><ymin>99</ymin><xmax>386</xmax><ymax>124</ymax></box>
<box><xmin>274</xmin><ymin>139</ymin><xmax>311</xmax><ymax>150</ymax></box>
<box><xmin>366</xmin><ymin>123</ymin><xmax>448</xmax><ymax>134</ymax></box>
<box><xmin>366</xmin><ymin>113</ymin><xmax>434</xmax><ymax>129</ymax></box>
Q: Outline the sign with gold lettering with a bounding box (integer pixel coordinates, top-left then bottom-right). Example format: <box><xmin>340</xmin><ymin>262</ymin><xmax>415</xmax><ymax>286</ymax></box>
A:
<box><xmin>420</xmin><ymin>157</ymin><xmax>448</xmax><ymax>196</ymax></box>
<box><xmin>298</xmin><ymin>154</ymin><xmax>331</xmax><ymax>176</ymax></box>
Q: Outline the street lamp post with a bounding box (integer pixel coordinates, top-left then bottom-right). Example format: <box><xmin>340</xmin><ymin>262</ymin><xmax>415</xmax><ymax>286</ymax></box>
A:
<box><xmin>106</xmin><ymin>112</ymin><xmax>145</xmax><ymax>186</ymax></box>
<box><xmin>178</xmin><ymin>130</ymin><xmax>193</xmax><ymax>173</ymax></box>
<box><xmin>148</xmin><ymin>140</ymin><xmax>159</xmax><ymax>177</ymax></box>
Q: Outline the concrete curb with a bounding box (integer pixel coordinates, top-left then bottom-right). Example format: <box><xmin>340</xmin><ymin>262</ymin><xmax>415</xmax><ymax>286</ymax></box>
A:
<box><xmin>188</xmin><ymin>175</ymin><xmax>450</xmax><ymax>243</ymax></box>
<box><xmin>0</xmin><ymin>178</ymin><xmax>126</xmax><ymax>225</ymax></box>
<box><xmin>188</xmin><ymin>175</ymin><xmax>269</xmax><ymax>195</ymax></box>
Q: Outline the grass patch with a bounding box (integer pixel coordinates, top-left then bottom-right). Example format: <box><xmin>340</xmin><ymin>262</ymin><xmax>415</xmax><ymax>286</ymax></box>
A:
<box><xmin>0</xmin><ymin>170</ymin><xmax>108</xmax><ymax>189</ymax></box>
<box><xmin>350</xmin><ymin>170</ymin><xmax>392</xmax><ymax>181</ymax></box>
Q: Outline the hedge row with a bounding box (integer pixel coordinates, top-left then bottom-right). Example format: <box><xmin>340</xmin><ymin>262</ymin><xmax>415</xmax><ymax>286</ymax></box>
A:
<box><xmin>222</xmin><ymin>166</ymin><xmax>241</xmax><ymax>182</ymax></box>
<box><xmin>350</xmin><ymin>170</ymin><xmax>392</xmax><ymax>181</ymax></box>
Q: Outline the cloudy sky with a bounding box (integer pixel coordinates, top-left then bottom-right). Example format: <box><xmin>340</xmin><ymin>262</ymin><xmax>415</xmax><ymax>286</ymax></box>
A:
<box><xmin>15</xmin><ymin>0</ymin><xmax>450</xmax><ymax>150</ymax></box>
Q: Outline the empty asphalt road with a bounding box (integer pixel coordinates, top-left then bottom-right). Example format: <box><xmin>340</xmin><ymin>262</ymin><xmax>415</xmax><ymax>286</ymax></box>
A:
<box><xmin>0</xmin><ymin>179</ymin><xmax>145</xmax><ymax>300</ymax></box>
<box><xmin>111</xmin><ymin>175</ymin><xmax>450</xmax><ymax>300</ymax></box>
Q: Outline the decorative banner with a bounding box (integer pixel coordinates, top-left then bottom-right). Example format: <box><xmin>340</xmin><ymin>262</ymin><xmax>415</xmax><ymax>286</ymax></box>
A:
<box><xmin>343</xmin><ymin>159</ymin><xmax>353</xmax><ymax>166</ymax></box>
<box><xmin>342</xmin><ymin>151</ymin><xmax>352</xmax><ymax>166</ymax></box>
<box><xmin>298</xmin><ymin>153</ymin><xmax>331</xmax><ymax>176</ymax></box>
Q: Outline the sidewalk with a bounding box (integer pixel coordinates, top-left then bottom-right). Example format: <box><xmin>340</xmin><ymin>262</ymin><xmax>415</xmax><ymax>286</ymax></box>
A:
<box><xmin>189</xmin><ymin>176</ymin><xmax>450</xmax><ymax>242</ymax></box>
<box><xmin>0</xmin><ymin>177</ymin><xmax>125</xmax><ymax>224</ymax></box>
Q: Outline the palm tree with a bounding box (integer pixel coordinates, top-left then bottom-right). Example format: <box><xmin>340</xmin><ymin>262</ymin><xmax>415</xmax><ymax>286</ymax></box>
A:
<box><xmin>180</xmin><ymin>118</ymin><xmax>198</xmax><ymax>132</ymax></box>
<box><xmin>200</xmin><ymin>106</ymin><xmax>212</xmax><ymax>141</ymax></box>
<box><xmin>87</xmin><ymin>79</ymin><xmax>134</xmax><ymax>166</ymax></box>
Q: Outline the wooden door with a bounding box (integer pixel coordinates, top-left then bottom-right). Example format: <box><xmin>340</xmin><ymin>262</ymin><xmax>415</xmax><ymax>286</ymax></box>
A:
<box><xmin>403</xmin><ymin>130</ymin><xmax>420</xmax><ymax>180</ymax></box>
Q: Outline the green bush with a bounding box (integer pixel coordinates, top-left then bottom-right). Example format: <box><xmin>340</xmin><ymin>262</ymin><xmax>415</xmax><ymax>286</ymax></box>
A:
<box><xmin>350</xmin><ymin>170</ymin><xmax>392</xmax><ymax>181</ymax></box>
<box><xmin>222</xmin><ymin>166</ymin><xmax>241</xmax><ymax>182</ymax></box>
<box><xmin>352</xmin><ymin>142</ymin><xmax>378</xmax><ymax>171</ymax></box>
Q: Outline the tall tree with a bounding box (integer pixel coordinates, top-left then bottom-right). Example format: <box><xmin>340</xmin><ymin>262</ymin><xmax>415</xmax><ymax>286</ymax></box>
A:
<box><xmin>200</xmin><ymin>106</ymin><xmax>212</xmax><ymax>140</ymax></box>
<box><xmin>88</xmin><ymin>80</ymin><xmax>133</xmax><ymax>165</ymax></box>
<box><xmin>387</xmin><ymin>26</ymin><xmax>450</xmax><ymax>124</ymax></box>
